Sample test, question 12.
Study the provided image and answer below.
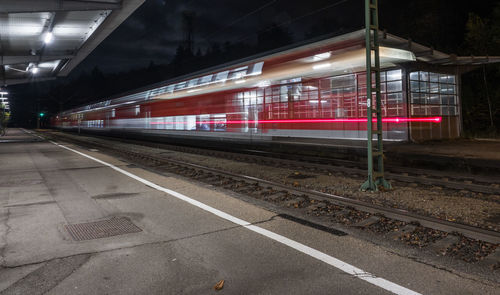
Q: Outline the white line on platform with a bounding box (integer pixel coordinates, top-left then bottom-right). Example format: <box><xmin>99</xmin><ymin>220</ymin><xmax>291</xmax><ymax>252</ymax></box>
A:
<box><xmin>49</xmin><ymin>140</ymin><xmax>422</xmax><ymax>295</ymax></box>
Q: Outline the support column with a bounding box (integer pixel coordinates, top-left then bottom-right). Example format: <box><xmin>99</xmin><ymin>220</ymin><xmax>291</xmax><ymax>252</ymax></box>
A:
<box><xmin>361</xmin><ymin>0</ymin><xmax>391</xmax><ymax>191</ymax></box>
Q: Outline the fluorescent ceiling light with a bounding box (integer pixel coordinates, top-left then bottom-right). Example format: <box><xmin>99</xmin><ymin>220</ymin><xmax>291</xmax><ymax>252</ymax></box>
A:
<box><xmin>234</xmin><ymin>79</ymin><xmax>246</xmax><ymax>84</ymax></box>
<box><xmin>0</xmin><ymin>92</ymin><xmax>8</xmax><ymax>95</ymax></box>
<box><xmin>52</xmin><ymin>26</ymin><xmax>85</xmax><ymax>36</ymax></box>
<box><xmin>39</xmin><ymin>60</ymin><xmax>61</xmax><ymax>69</ymax></box>
<box><xmin>44</xmin><ymin>32</ymin><xmax>53</xmax><ymax>44</ymax></box>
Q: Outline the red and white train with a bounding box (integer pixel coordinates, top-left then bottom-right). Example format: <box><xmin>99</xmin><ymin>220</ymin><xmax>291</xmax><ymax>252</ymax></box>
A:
<box><xmin>53</xmin><ymin>30</ymin><xmax>460</xmax><ymax>145</ymax></box>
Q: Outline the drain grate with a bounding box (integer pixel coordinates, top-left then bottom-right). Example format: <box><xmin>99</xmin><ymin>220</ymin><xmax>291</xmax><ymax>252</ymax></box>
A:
<box><xmin>65</xmin><ymin>217</ymin><xmax>142</xmax><ymax>241</ymax></box>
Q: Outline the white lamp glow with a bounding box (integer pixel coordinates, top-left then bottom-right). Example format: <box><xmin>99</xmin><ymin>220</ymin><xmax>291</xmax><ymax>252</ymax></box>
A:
<box><xmin>44</xmin><ymin>32</ymin><xmax>53</xmax><ymax>44</ymax></box>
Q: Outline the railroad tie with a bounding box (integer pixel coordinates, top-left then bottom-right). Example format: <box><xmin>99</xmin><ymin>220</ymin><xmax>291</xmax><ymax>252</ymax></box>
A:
<box><xmin>351</xmin><ymin>215</ymin><xmax>381</xmax><ymax>228</ymax></box>
<box><xmin>388</xmin><ymin>224</ymin><xmax>417</xmax><ymax>240</ymax></box>
<box><xmin>477</xmin><ymin>248</ymin><xmax>500</xmax><ymax>269</ymax></box>
<box><xmin>265</xmin><ymin>192</ymin><xmax>287</xmax><ymax>201</ymax></box>
<box><xmin>428</xmin><ymin>235</ymin><xmax>460</xmax><ymax>255</ymax></box>
<box><xmin>285</xmin><ymin>197</ymin><xmax>305</xmax><ymax>208</ymax></box>
<box><xmin>234</xmin><ymin>185</ymin><xmax>254</xmax><ymax>193</ymax></box>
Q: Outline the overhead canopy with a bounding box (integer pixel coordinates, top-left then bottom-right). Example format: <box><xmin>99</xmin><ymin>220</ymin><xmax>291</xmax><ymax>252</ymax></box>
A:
<box><xmin>379</xmin><ymin>31</ymin><xmax>500</xmax><ymax>66</ymax></box>
<box><xmin>0</xmin><ymin>0</ymin><xmax>145</xmax><ymax>86</ymax></box>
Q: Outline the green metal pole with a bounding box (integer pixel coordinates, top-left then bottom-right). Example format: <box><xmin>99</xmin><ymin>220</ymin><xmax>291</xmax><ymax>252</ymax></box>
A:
<box><xmin>361</xmin><ymin>0</ymin><xmax>391</xmax><ymax>191</ymax></box>
<box><xmin>361</xmin><ymin>0</ymin><xmax>375</xmax><ymax>191</ymax></box>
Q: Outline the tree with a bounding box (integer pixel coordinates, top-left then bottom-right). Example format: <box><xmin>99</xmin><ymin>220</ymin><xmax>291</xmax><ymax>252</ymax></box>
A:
<box><xmin>464</xmin><ymin>10</ymin><xmax>500</xmax><ymax>133</ymax></box>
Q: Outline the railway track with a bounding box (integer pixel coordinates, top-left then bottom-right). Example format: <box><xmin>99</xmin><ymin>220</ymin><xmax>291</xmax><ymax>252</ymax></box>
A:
<box><xmin>51</xmin><ymin>132</ymin><xmax>500</xmax><ymax>196</ymax></box>
<box><xmin>41</xmin><ymin>131</ymin><xmax>500</xmax><ymax>267</ymax></box>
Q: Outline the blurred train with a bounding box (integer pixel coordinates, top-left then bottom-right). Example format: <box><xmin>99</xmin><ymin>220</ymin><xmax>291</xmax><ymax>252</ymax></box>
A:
<box><xmin>52</xmin><ymin>30</ymin><xmax>462</xmax><ymax>145</ymax></box>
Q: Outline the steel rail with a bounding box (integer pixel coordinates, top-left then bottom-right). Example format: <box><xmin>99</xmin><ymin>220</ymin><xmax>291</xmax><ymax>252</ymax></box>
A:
<box><xmin>52</xmin><ymin>132</ymin><xmax>500</xmax><ymax>195</ymax></box>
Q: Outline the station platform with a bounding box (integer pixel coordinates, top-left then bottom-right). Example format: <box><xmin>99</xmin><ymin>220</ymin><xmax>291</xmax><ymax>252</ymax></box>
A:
<box><xmin>0</xmin><ymin>128</ymin><xmax>498</xmax><ymax>294</ymax></box>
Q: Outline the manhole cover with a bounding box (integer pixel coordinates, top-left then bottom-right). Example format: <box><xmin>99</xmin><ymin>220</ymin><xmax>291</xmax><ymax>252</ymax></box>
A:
<box><xmin>65</xmin><ymin>217</ymin><xmax>142</xmax><ymax>241</ymax></box>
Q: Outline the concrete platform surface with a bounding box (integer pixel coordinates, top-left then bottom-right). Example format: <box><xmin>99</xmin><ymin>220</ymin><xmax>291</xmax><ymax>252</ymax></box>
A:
<box><xmin>0</xmin><ymin>129</ymin><xmax>498</xmax><ymax>294</ymax></box>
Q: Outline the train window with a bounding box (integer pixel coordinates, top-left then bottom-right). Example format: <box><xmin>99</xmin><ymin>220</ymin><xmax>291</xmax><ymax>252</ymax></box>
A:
<box><xmin>440</xmin><ymin>75</ymin><xmax>455</xmax><ymax>84</ymax></box>
<box><xmin>440</xmin><ymin>84</ymin><xmax>455</xmax><ymax>94</ymax></box>
<box><xmin>186</xmin><ymin>116</ymin><xmax>196</xmax><ymax>130</ymax></box>
<box><xmin>430</xmin><ymin>72</ymin><xmax>440</xmax><ymax>82</ymax></box>
<box><xmin>135</xmin><ymin>105</ymin><xmax>140</xmax><ymax>115</ymax></box>
<box><xmin>215</xmin><ymin>71</ymin><xmax>229</xmax><ymax>83</ymax></box>
<box><xmin>387</xmin><ymin>92</ymin><xmax>403</xmax><ymax>103</ymax></box>
<box><xmin>174</xmin><ymin>116</ymin><xmax>184</xmax><ymax>130</ymax></box>
<box><xmin>428</xmin><ymin>94</ymin><xmax>440</xmax><ymax>105</ymax></box>
<box><xmin>280</xmin><ymin>85</ymin><xmax>289</xmax><ymax>102</ymax></box>
<box><xmin>411</xmin><ymin>93</ymin><xmax>425</xmax><ymax>104</ymax></box>
<box><xmin>292</xmin><ymin>84</ymin><xmax>302</xmax><ymax>101</ymax></box>
<box><xmin>380</xmin><ymin>72</ymin><xmax>386</xmax><ymax>82</ymax></box>
<box><xmin>386</xmin><ymin>70</ymin><xmax>402</xmax><ymax>81</ymax></box>
<box><xmin>419</xmin><ymin>71</ymin><xmax>429</xmax><ymax>81</ymax></box>
<box><xmin>272</xmin><ymin>87</ymin><xmax>281</xmax><ymax>103</ymax></box>
<box><xmin>212</xmin><ymin>114</ymin><xmax>226</xmax><ymax>131</ymax></box>
<box><xmin>419</xmin><ymin>81</ymin><xmax>429</xmax><ymax>93</ymax></box>
<box><xmin>199</xmin><ymin>74</ymin><xmax>213</xmax><ymax>85</ymax></box>
<box><xmin>441</xmin><ymin>95</ymin><xmax>456</xmax><ymax>105</ymax></box>
<box><xmin>165</xmin><ymin>117</ymin><xmax>174</xmax><ymax>130</ymax></box>
<box><xmin>187</xmin><ymin>78</ymin><xmax>199</xmax><ymax>88</ymax></box>
<box><xmin>386</xmin><ymin>81</ymin><xmax>402</xmax><ymax>92</ymax></box>
<box><xmin>174</xmin><ymin>82</ymin><xmax>187</xmax><ymax>91</ymax></box>
<box><xmin>256</xmin><ymin>89</ymin><xmax>264</xmax><ymax>105</ymax></box>
<box><xmin>166</xmin><ymin>85</ymin><xmax>175</xmax><ymax>93</ymax></box>
<box><xmin>228</xmin><ymin>66</ymin><xmax>248</xmax><ymax>80</ymax></box>
<box><xmin>111</xmin><ymin>108</ymin><xmax>115</xmax><ymax>118</ymax></box>
<box><xmin>410</xmin><ymin>80</ymin><xmax>419</xmax><ymax>91</ymax></box>
<box><xmin>197</xmin><ymin>114</ymin><xmax>211</xmax><ymax>131</ymax></box>
<box><xmin>247</xmin><ymin>62</ymin><xmax>264</xmax><ymax>76</ymax></box>
<box><xmin>430</xmin><ymin>83</ymin><xmax>440</xmax><ymax>93</ymax></box>
<box><xmin>409</xmin><ymin>72</ymin><xmax>419</xmax><ymax>81</ymax></box>
<box><xmin>331</xmin><ymin>74</ymin><xmax>355</xmax><ymax>88</ymax></box>
<box><xmin>150</xmin><ymin>86</ymin><xmax>166</xmax><ymax>97</ymax></box>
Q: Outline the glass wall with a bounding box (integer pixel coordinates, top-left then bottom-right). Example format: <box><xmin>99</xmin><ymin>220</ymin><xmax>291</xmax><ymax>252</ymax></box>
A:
<box><xmin>409</xmin><ymin>71</ymin><xmax>460</xmax><ymax>140</ymax></box>
<box><xmin>409</xmin><ymin>71</ymin><xmax>458</xmax><ymax>117</ymax></box>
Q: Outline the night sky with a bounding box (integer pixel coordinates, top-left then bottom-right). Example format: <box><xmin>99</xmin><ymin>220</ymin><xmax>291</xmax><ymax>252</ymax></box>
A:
<box><xmin>77</xmin><ymin>0</ymin><xmax>364</xmax><ymax>73</ymax></box>
<box><xmin>76</xmin><ymin>0</ymin><xmax>496</xmax><ymax>74</ymax></box>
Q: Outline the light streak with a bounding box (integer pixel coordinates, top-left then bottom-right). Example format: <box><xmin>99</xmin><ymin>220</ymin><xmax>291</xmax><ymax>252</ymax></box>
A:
<box><xmin>150</xmin><ymin>117</ymin><xmax>442</xmax><ymax>125</ymax></box>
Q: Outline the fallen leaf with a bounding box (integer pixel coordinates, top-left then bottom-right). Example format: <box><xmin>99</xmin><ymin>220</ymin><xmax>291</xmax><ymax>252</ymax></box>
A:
<box><xmin>214</xmin><ymin>279</ymin><xmax>224</xmax><ymax>291</ymax></box>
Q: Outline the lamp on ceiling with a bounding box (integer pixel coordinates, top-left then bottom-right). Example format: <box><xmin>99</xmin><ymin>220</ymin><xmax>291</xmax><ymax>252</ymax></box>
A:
<box><xmin>44</xmin><ymin>32</ymin><xmax>53</xmax><ymax>44</ymax></box>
